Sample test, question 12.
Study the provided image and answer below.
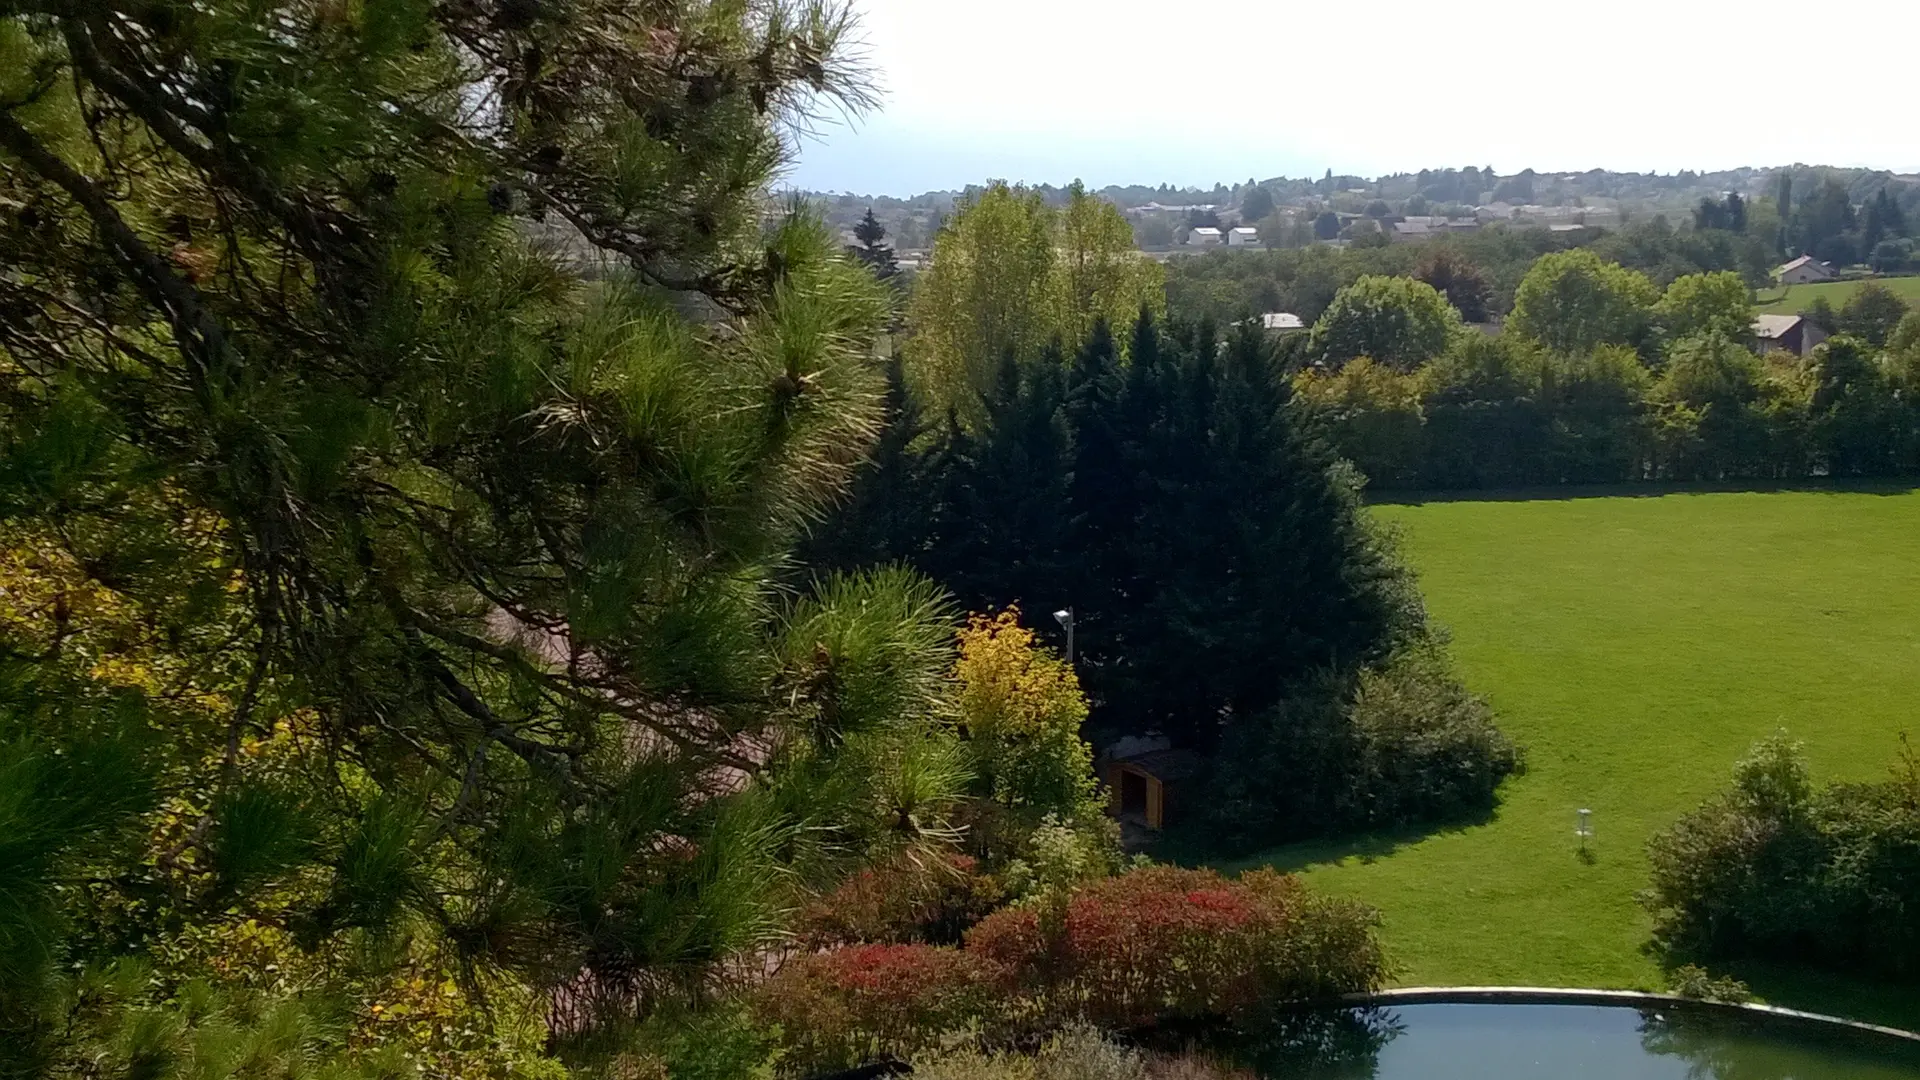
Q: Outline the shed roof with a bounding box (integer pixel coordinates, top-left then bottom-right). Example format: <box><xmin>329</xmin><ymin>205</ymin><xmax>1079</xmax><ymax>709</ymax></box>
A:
<box><xmin>1114</xmin><ymin>748</ymin><xmax>1204</xmax><ymax>782</ymax></box>
<box><xmin>1752</xmin><ymin>314</ymin><xmax>1803</xmax><ymax>340</ymax></box>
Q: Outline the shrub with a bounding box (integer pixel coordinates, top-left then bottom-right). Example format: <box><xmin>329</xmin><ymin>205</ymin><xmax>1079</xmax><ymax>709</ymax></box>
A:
<box><xmin>764</xmin><ymin>869</ymin><xmax>1385</xmax><ymax>1072</ymax></box>
<box><xmin>1201</xmin><ymin>646</ymin><xmax>1519</xmax><ymax>852</ymax></box>
<box><xmin>998</xmin><ymin>813</ymin><xmax>1125</xmax><ymax>908</ymax></box>
<box><xmin>965</xmin><ymin>866</ymin><xmax>1386</xmax><ymax>1031</ymax></box>
<box><xmin>1343</xmin><ymin>648</ymin><xmax>1523</xmax><ymax>827</ymax></box>
<box><xmin>1667</xmin><ymin>965</ymin><xmax>1752</xmax><ymax>1004</ymax></box>
<box><xmin>755</xmin><ymin>944</ymin><xmax>1002</xmax><ymax>1074</ymax></box>
<box><xmin>912</xmin><ymin>1025</ymin><xmax>1151</xmax><ymax>1080</ymax></box>
<box><xmin>1642</xmin><ymin>733</ymin><xmax>1920</xmax><ymax>979</ymax></box>
<box><xmin>795</xmin><ymin>852</ymin><xmax>1007</xmax><ymax>948</ymax></box>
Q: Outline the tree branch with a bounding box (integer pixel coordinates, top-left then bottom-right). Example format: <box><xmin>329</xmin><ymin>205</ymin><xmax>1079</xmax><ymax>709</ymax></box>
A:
<box><xmin>0</xmin><ymin>107</ymin><xmax>230</xmax><ymax>393</ymax></box>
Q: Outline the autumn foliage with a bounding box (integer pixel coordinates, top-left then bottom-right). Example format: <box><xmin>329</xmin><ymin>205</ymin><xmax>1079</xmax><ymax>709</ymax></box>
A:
<box><xmin>757</xmin><ymin>866</ymin><xmax>1385</xmax><ymax>1072</ymax></box>
<box><xmin>966</xmin><ymin>866</ymin><xmax>1385</xmax><ymax>1030</ymax></box>
<box><xmin>953</xmin><ymin>608</ymin><xmax>1101</xmax><ymax>822</ymax></box>
<box><xmin>794</xmin><ymin>852</ymin><xmax>1006</xmax><ymax>948</ymax></box>
<box><xmin>755</xmin><ymin>944</ymin><xmax>1003</xmax><ymax>1073</ymax></box>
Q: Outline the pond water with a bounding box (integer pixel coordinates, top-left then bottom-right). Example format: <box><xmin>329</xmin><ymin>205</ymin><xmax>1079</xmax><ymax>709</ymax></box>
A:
<box><xmin>1214</xmin><ymin>1002</ymin><xmax>1920</xmax><ymax>1079</ymax></box>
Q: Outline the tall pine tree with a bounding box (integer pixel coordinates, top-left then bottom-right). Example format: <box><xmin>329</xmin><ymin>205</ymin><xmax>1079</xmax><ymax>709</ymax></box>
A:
<box><xmin>815</xmin><ymin>313</ymin><xmax>1423</xmax><ymax>750</ymax></box>
<box><xmin>0</xmin><ymin>2</ymin><xmax>965</xmax><ymax>1072</ymax></box>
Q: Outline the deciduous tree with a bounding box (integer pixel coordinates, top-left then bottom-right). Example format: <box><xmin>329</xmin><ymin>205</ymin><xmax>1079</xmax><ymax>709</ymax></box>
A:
<box><xmin>1837</xmin><ymin>282</ymin><xmax>1911</xmax><ymax>348</ymax></box>
<box><xmin>1508</xmin><ymin>249</ymin><xmax>1660</xmax><ymax>355</ymax></box>
<box><xmin>1308</xmin><ymin>276</ymin><xmax>1461</xmax><ymax>372</ymax></box>
<box><xmin>907</xmin><ymin>183</ymin><xmax>1162</xmax><ymax>427</ymax></box>
<box><xmin>1656</xmin><ymin>271</ymin><xmax>1755</xmax><ymax>343</ymax></box>
<box><xmin>1413</xmin><ymin>250</ymin><xmax>1494</xmax><ymax>323</ymax></box>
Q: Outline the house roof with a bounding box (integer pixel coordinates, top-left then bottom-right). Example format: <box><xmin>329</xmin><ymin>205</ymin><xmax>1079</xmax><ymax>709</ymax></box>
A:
<box><xmin>1392</xmin><ymin>221</ymin><xmax>1432</xmax><ymax>235</ymax></box>
<box><xmin>1229</xmin><ymin>226</ymin><xmax>1258</xmax><ymax>235</ymax></box>
<box><xmin>1190</xmin><ymin>226</ymin><xmax>1222</xmax><ymax>236</ymax></box>
<box><xmin>1262</xmin><ymin>312</ymin><xmax>1305</xmax><ymax>330</ymax></box>
<box><xmin>1752</xmin><ymin>314</ymin><xmax>1803</xmax><ymax>340</ymax></box>
<box><xmin>1778</xmin><ymin>255</ymin><xmax>1829</xmax><ymax>274</ymax></box>
<box><xmin>1114</xmin><ymin>748</ymin><xmax>1204</xmax><ymax>782</ymax></box>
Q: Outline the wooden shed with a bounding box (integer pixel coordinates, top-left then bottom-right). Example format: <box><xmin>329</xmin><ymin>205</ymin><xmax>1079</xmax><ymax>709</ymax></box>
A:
<box><xmin>1106</xmin><ymin>748</ymin><xmax>1203</xmax><ymax>831</ymax></box>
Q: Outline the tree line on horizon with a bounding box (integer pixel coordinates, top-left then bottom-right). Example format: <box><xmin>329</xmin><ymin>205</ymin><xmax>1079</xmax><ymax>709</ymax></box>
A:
<box><xmin>1290</xmin><ymin>258</ymin><xmax>1920</xmax><ymax>491</ymax></box>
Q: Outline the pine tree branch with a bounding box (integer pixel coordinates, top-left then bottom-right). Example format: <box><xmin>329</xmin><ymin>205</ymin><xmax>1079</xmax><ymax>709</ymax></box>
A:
<box><xmin>58</xmin><ymin>11</ymin><xmax>361</xmax><ymax>264</ymax></box>
<box><xmin>0</xmin><ymin>107</ymin><xmax>229</xmax><ymax>393</ymax></box>
<box><xmin>404</xmin><ymin>610</ymin><xmax>761</xmax><ymax>773</ymax></box>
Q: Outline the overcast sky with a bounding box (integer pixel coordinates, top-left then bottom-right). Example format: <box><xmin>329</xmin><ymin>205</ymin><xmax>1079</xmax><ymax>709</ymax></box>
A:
<box><xmin>788</xmin><ymin>0</ymin><xmax>1920</xmax><ymax>195</ymax></box>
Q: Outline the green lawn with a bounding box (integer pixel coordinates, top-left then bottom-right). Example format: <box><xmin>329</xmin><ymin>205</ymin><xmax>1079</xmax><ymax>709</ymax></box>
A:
<box><xmin>1754</xmin><ymin>275</ymin><xmax>1920</xmax><ymax>314</ymax></box>
<box><xmin>1230</xmin><ymin>487</ymin><xmax>1920</xmax><ymax>1029</ymax></box>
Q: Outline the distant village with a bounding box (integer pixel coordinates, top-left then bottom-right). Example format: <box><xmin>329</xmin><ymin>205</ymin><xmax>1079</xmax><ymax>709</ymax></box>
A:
<box><xmin>806</xmin><ymin>163</ymin><xmax>1920</xmax><ymax>278</ymax></box>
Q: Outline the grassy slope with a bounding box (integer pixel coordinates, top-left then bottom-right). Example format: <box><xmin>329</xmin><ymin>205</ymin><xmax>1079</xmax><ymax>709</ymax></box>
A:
<box><xmin>1229</xmin><ymin>487</ymin><xmax>1920</xmax><ymax>1028</ymax></box>
<box><xmin>1754</xmin><ymin>275</ymin><xmax>1920</xmax><ymax>314</ymax></box>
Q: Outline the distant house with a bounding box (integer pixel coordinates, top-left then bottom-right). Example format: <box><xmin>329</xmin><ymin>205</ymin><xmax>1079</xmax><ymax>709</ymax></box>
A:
<box><xmin>1261</xmin><ymin>312</ymin><xmax>1306</xmax><ymax>332</ymax></box>
<box><xmin>1776</xmin><ymin>256</ymin><xmax>1838</xmax><ymax>285</ymax></box>
<box><xmin>1390</xmin><ymin>220</ymin><xmax>1434</xmax><ymax>243</ymax></box>
<box><xmin>1752</xmin><ymin>313</ymin><xmax>1829</xmax><ymax>357</ymax></box>
<box><xmin>1131</xmin><ymin>202</ymin><xmax>1218</xmax><ymax>216</ymax></box>
<box><xmin>1228</xmin><ymin>226</ymin><xmax>1259</xmax><ymax>247</ymax></box>
<box><xmin>1392</xmin><ymin>216</ymin><xmax>1481</xmax><ymax>243</ymax></box>
<box><xmin>1188</xmin><ymin>226</ymin><xmax>1222</xmax><ymax>247</ymax></box>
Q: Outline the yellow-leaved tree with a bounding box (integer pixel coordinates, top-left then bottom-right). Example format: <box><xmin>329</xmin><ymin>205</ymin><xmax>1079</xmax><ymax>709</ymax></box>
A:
<box><xmin>952</xmin><ymin>608</ymin><xmax>1119</xmax><ymax>904</ymax></box>
<box><xmin>953</xmin><ymin>608</ymin><xmax>1101</xmax><ymax>821</ymax></box>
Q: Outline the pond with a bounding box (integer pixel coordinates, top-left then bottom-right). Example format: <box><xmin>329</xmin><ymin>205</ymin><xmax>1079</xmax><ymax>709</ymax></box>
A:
<box><xmin>1213</xmin><ymin>1002</ymin><xmax>1920</xmax><ymax>1079</ymax></box>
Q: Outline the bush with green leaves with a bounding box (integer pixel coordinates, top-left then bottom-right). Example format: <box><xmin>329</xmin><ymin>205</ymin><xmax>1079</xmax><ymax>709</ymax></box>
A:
<box><xmin>1642</xmin><ymin>732</ymin><xmax>1920</xmax><ymax>980</ymax></box>
<box><xmin>1202</xmin><ymin>646</ymin><xmax>1519</xmax><ymax>853</ymax></box>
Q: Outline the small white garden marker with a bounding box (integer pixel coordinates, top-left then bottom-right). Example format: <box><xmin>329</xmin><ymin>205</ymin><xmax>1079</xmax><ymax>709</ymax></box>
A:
<box><xmin>1576</xmin><ymin>808</ymin><xmax>1593</xmax><ymax>853</ymax></box>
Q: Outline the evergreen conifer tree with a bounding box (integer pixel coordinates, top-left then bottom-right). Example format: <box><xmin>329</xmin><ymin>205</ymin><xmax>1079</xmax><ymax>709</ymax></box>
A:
<box><xmin>0</xmin><ymin>2</ymin><xmax>962</xmax><ymax>1071</ymax></box>
<box><xmin>849</xmin><ymin>207</ymin><xmax>900</xmax><ymax>279</ymax></box>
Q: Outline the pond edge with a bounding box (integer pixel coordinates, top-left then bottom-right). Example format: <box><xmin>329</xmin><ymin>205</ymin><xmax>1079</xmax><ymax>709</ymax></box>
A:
<box><xmin>1342</xmin><ymin>986</ymin><xmax>1920</xmax><ymax>1045</ymax></box>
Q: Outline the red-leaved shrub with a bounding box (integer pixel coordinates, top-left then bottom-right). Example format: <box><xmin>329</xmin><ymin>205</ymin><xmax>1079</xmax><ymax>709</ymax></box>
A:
<box><xmin>795</xmin><ymin>852</ymin><xmax>1006</xmax><ymax>948</ymax></box>
<box><xmin>966</xmin><ymin>866</ymin><xmax>1384</xmax><ymax>1030</ymax></box>
<box><xmin>754</xmin><ymin>943</ymin><xmax>1001</xmax><ymax>1073</ymax></box>
<box><xmin>758</xmin><ymin>867</ymin><xmax>1384</xmax><ymax>1071</ymax></box>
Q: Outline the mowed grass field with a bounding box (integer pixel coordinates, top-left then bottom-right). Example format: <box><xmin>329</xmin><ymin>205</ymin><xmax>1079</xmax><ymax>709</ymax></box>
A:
<box><xmin>1754</xmin><ymin>274</ymin><xmax>1920</xmax><ymax>313</ymax></box>
<box><xmin>1231</xmin><ymin>487</ymin><xmax>1920</xmax><ymax>1028</ymax></box>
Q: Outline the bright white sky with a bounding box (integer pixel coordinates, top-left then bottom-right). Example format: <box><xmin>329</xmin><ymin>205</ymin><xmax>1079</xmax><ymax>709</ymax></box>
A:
<box><xmin>789</xmin><ymin>0</ymin><xmax>1920</xmax><ymax>195</ymax></box>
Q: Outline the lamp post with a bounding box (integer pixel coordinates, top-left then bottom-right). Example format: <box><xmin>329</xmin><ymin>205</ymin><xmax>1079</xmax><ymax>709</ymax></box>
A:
<box><xmin>1052</xmin><ymin>608</ymin><xmax>1075</xmax><ymax>665</ymax></box>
